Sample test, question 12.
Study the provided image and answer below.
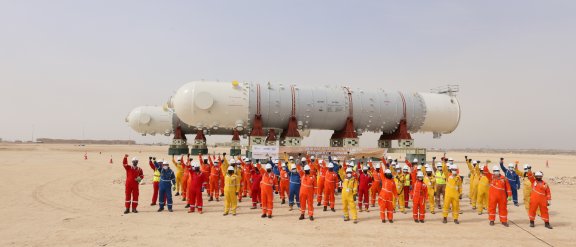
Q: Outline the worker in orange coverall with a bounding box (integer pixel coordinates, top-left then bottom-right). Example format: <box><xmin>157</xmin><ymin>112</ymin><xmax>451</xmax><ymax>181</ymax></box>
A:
<box><xmin>484</xmin><ymin>163</ymin><xmax>512</xmax><ymax>227</ymax></box>
<box><xmin>122</xmin><ymin>155</ymin><xmax>144</xmax><ymax>214</ymax></box>
<box><xmin>528</xmin><ymin>171</ymin><xmax>553</xmax><ymax>229</ymax></box>
<box><xmin>260</xmin><ymin>162</ymin><xmax>277</xmax><ymax>218</ymax></box>
<box><xmin>378</xmin><ymin>168</ymin><xmax>397</xmax><ymax>223</ymax></box>
<box><xmin>323</xmin><ymin>162</ymin><xmax>339</xmax><ymax>212</ymax></box>
<box><xmin>181</xmin><ymin>155</ymin><xmax>191</xmax><ymax>201</ymax></box>
<box><xmin>208</xmin><ymin>156</ymin><xmax>223</xmax><ymax>201</ymax></box>
<box><xmin>250</xmin><ymin>163</ymin><xmax>262</xmax><ymax>209</ymax></box>
<box><xmin>369</xmin><ymin>162</ymin><xmax>383</xmax><ymax>208</ymax></box>
<box><xmin>279</xmin><ymin>162</ymin><xmax>289</xmax><ymax>204</ymax></box>
<box><xmin>298</xmin><ymin>163</ymin><xmax>317</xmax><ymax>221</ymax></box>
<box><xmin>316</xmin><ymin>159</ymin><xmax>327</xmax><ymax>206</ymax></box>
<box><xmin>412</xmin><ymin>171</ymin><xmax>428</xmax><ymax>223</ymax></box>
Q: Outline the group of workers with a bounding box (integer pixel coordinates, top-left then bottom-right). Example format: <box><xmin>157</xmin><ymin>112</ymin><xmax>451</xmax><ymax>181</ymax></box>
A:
<box><xmin>120</xmin><ymin>153</ymin><xmax>553</xmax><ymax>229</ymax></box>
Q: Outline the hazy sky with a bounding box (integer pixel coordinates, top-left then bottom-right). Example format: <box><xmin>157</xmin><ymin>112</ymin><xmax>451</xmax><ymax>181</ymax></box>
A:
<box><xmin>1</xmin><ymin>1</ymin><xmax>575</xmax><ymax>150</ymax></box>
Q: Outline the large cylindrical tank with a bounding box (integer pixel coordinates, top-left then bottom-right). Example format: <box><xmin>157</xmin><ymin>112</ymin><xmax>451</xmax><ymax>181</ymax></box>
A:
<box><xmin>171</xmin><ymin>81</ymin><xmax>461</xmax><ymax>136</ymax></box>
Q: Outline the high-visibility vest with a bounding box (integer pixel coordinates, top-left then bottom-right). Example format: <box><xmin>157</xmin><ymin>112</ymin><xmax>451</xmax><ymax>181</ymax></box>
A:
<box><xmin>404</xmin><ymin>174</ymin><xmax>411</xmax><ymax>186</ymax></box>
<box><xmin>435</xmin><ymin>171</ymin><xmax>446</xmax><ymax>185</ymax></box>
<box><xmin>153</xmin><ymin>169</ymin><xmax>160</xmax><ymax>182</ymax></box>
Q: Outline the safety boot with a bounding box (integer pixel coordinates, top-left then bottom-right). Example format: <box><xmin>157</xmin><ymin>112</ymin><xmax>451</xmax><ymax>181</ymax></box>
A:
<box><xmin>502</xmin><ymin>222</ymin><xmax>509</xmax><ymax>227</ymax></box>
<box><xmin>382</xmin><ymin>220</ymin><xmax>386</xmax><ymax>223</ymax></box>
<box><xmin>366</xmin><ymin>208</ymin><xmax>370</xmax><ymax>212</ymax></box>
<box><xmin>490</xmin><ymin>221</ymin><xmax>495</xmax><ymax>226</ymax></box>
<box><xmin>281</xmin><ymin>199</ymin><xmax>285</xmax><ymax>204</ymax></box>
<box><xmin>529</xmin><ymin>221</ymin><xmax>535</xmax><ymax>227</ymax></box>
<box><xmin>158</xmin><ymin>208</ymin><xmax>164</xmax><ymax>212</ymax></box>
<box><xmin>317</xmin><ymin>203</ymin><xmax>321</xmax><ymax>206</ymax></box>
<box><xmin>216</xmin><ymin>198</ymin><xmax>219</xmax><ymax>202</ymax></box>
<box><xmin>420</xmin><ymin>220</ymin><xmax>425</xmax><ymax>223</ymax></box>
<box><xmin>168</xmin><ymin>209</ymin><xmax>173</xmax><ymax>212</ymax></box>
<box><xmin>310</xmin><ymin>216</ymin><xmax>314</xmax><ymax>221</ymax></box>
<box><xmin>221</xmin><ymin>193</ymin><xmax>224</xmax><ymax>197</ymax></box>
<box><xmin>331</xmin><ymin>208</ymin><xmax>336</xmax><ymax>212</ymax></box>
<box><xmin>124</xmin><ymin>208</ymin><xmax>130</xmax><ymax>214</ymax></box>
<box><xmin>223</xmin><ymin>212</ymin><xmax>229</xmax><ymax>216</ymax></box>
<box><xmin>268</xmin><ymin>215</ymin><xmax>272</xmax><ymax>219</ymax></box>
<box><xmin>132</xmin><ymin>209</ymin><xmax>138</xmax><ymax>213</ymax></box>
<box><xmin>261</xmin><ymin>214</ymin><xmax>267</xmax><ymax>218</ymax></box>
<box><xmin>514</xmin><ymin>203</ymin><xmax>519</xmax><ymax>207</ymax></box>
<box><xmin>299</xmin><ymin>214</ymin><xmax>305</xmax><ymax>220</ymax></box>
<box><xmin>150</xmin><ymin>203</ymin><xmax>156</xmax><ymax>206</ymax></box>
<box><xmin>442</xmin><ymin>217</ymin><xmax>447</xmax><ymax>224</ymax></box>
<box><xmin>175</xmin><ymin>192</ymin><xmax>180</xmax><ymax>196</ymax></box>
<box><xmin>289</xmin><ymin>205</ymin><xmax>294</xmax><ymax>211</ymax></box>
<box><xmin>353</xmin><ymin>220</ymin><xmax>358</xmax><ymax>224</ymax></box>
<box><xmin>209</xmin><ymin>196</ymin><xmax>213</xmax><ymax>201</ymax></box>
<box><xmin>359</xmin><ymin>208</ymin><xmax>363</xmax><ymax>212</ymax></box>
<box><xmin>454</xmin><ymin>219</ymin><xmax>460</xmax><ymax>224</ymax></box>
<box><xmin>182</xmin><ymin>198</ymin><xmax>186</xmax><ymax>201</ymax></box>
<box><xmin>323</xmin><ymin>206</ymin><xmax>327</xmax><ymax>212</ymax></box>
<box><xmin>545</xmin><ymin>222</ymin><xmax>553</xmax><ymax>229</ymax></box>
<box><xmin>414</xmin><ymin>219</ymin><xmax>419</xmax><ymax>223</ymax></box>
<box><xmin>185</xmin><ymin>204</ymin><xmax>190</xmax><ymax>208</ymax></box>
<box><xmin>389</xmin><ymin>220</ymin><xmax>394</xmax><ymax>223</ymax></box>
<box><xmin>344</xmin><ymin>217</ymin><xmax>350</xmax><ymax>222</ymax></box>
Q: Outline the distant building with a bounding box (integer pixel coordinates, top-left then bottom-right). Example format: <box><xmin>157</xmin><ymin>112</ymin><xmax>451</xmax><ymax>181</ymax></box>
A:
<box><xmin>36</xmin><ymin>138</ymin><xmax>136</xmax><ymax>145</ymax></box>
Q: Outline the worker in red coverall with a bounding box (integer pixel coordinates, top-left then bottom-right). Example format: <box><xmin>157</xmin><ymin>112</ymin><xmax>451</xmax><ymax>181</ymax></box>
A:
<box><xmin>378</xmin><ymin>168</ymin><xmax>397</xmax><ymax>223</ymax></box>
<box><xmin>412</xmin><ymin>171</ymin><xmax>428</xmax><ymax>223</ymax></box>
<box><xmin>122</xmin><ymin>155</ymin><xmax>144</xmax><ymax>214</ymax></box>
<box><xmin>208</xmin><ymin>155</ymin><xmax>223</xmax><ymax>201</ymax></box>
<box><xmin>241</xmin><ymin>158</ymin><xmax>253</xmax><ymax>198</ymax></box>
<box><xmin>199</xmin><ymin>155</ymin><xmax>211</xmax><ymax>197</ymax></box>
<box><xmin>148</xmin><ymin>157</ymin><xmax>160</xmax><ymax>206</ymax></box>
<box><xmin>279</xmin><ymin>162</ymin><xmax>289</xmax><ymax>204</ymax></box>
<box><xmin>298</xmin><ymin>163</ymin><xmax>317</xmax><ymax>221</ymax></box>
<box><xmin>484</xmin><ymin>164</ymin><xmax>512</xmax><ymax>227</ymax></box>
<box><xmin>187</xmin><ymin>161</ymin><xmax>208</xmax><ymax>213</ymax></box>
<box><xmin>323</xmin><ymin>162</ymin><xmax>338</xmax><ymax>212</ymax></box>
<box><xmin>357</xmin><ymin>165</ymin><xmax>373</xmax><ymax>212</ymax></box>
<box><xmin>250</xmin><ymin>163</ymin><xmax>263</xmax><ymax>209</ymax></box>
<box><xmin>260</xmin><ymin>163</ymin><xmax>277</xmax><ymax>218</ymax></box>
<box><xmin>528</xmin><ymin>171</ymin><xmax>553</xmax><ymax>229</ymax></box>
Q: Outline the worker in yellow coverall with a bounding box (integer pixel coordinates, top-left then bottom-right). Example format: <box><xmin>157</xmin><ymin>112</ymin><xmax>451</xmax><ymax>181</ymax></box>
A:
<box><xmin>342</xmin><ymin>168</ymin><xmax>359</xmax><ymax>224</ymax></box>
<box><xmin>442</xmin><ymin>161</ymin><xmax>462</xmax><ymax>224</ymax></box>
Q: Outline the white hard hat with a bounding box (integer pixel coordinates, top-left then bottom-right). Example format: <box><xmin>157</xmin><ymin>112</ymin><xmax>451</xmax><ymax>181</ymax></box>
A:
<box><xmin>348</xmin><ymin>162</ymin><xmax>354</xmax><ymax>167</ymax></box>
<box><xmin>523</xmin><ymin>164</ymin><xmax>529</xmax><ymax>169</ymax></box>
<box><xmin>375</xmin><ymin>163</ymin><xmax>381</xmax><ymax>169</ymax></box>
<box><xmin>328</xmin><ymin>163</ymin><xmax>335</xmax><ymax>168</ymax></box>
<box><xmin>291</xmin><ymin>164</ymin><xmax>297</xmax><ymax>170</ymax></box>
<box><xmin>492</xmin><ymin>165</ymin><xmax>500</xmax><ymax>172</ymax></box>
<box><xmin>346</xmin><ymin>168</ymin><xmax>353</xmax><ymax>173</ymax></box>
<box><xmin>289</xmin><ymin>156</ymin><xmax>294</xmax><ymax>160</ymax></box>
<box><xmin>535</xmin><ymin>171</ymin><xmax>543</xmax><ymax>177</ymax></box>
<box><xmin>472</xmin><ymin>161</ymin><xmax>477</xmax><ymax>165</ymax></box>
<box><xmin>158</xmin><ymin>159</ymin><xmax>165</xmax><ymax>164</ymax></box>
<box><xmin>384</xmin><ymin>169</ymin><xmax>392</xmax><ymax>174</ymax></box>
<box><xmin>227</xmin><ymin>166</ymin><xmax>234</xmax><ymax>171</ymax></box>
<box><xmin>311</xmin><ymin>156</ymin><xmax>315</xmax><ymax>159</ymax></box>
<box><xmin>424</xmin><ymin>164</ymin><xmax>430</xmax><ymax>169</ymax></box>
<box><xmin>193</xmin><ymin>162</ymin><xmax>201</xmax><ymax>168</ymax></box>
<box><xmin>508</xmin><ymin>163</ymin><xmax>515</xmax><ymax>168</ymax></box>
<box><xmin>363</xmin><ymin>166</ymin><xmax>369</xmax><ymax>171</ymax></box>
<box><xmin>448</xmin><ymin>158</ymin><xmax>454</xmax><ymax>161</ymax></box>
<box><xmin>450</xmin><ymin>164</ymin><xmax>458</xmax><ymax>170</ymax></box>
<box><xmin>318</xmin><ymin>159</ymin><xmax>324</xmax><ymax>163</ymax></box>
<box><xmin>426</xmin><ymin>167</ymin><xmax>433</xmax><ymax>172</ymax></box>
<box><xmin>281</xmin><ymin>163</ymin><xmax>287</xmax><ymax>167</ymax></box>
<box><xmin>214</xmin><ymin>160</ymin><xmax>219</xmax><ymax>164</ymax></box>
<box><xmin>402</xmin><ymin>165</ymin><xmax>409</xmax><ymax>171</ymax></box>
<box><xmin>301</xmin><ymin>157</ymin><xmax>307</xmax><ymax>162</ymax></box>
<box><xmin>229</xmin><ymin>158</ymin><xmax>236</xmax><ymax>164</ymax></box>
<box><xmin>351</xmin><ymin>158</ymin><xmax>356</xmax><ymax>161</ymax></box>
<box><xmin>265</xmin><ymin>164</ymin><xmax>272</xmax><ymax>169</ymax></box>
<box><xmin>413</xmin><ymin>158</ymin><xmax>418</xmax><ymax>163</ymax></box>
<box><xmin>333</xmin><ymin>157</ymin><xmax>340</xmax><ymax>161</ymax></box>
<box><xmin>253</xmin><ymin>163</ymin><xmax>258</xmax><ymax>167</ymax></box>
<box><xmin>243</xmin><ymin>158</ymin><xmax>250</xmax><ymax>162</ymax></box>
<box><xmin>132</xmin><ymin>157</ymin><xmax>138</xmax><ymax>162</ymax></box>
<box><xmin>417</xmin><ymin>171</ymin><xmax>424</xmax><ymax>177</ymax></box>
<box><xmin>392</xmin><ymin>162</ymin><xmax>397</xmax><ymax>165</ymax></box>
<box><xmin>436</xmin><ymin>162</ymin><xmax>442</xmax><ymax>167</ymax></box>
<box><xmin>417</xmin><ymin>165</ymin><xmax>422</xmax><ymax>170</ymax></box>
<box><xmin>304</xmin><ymin>165</ymin><xmax>311</xmax><ymax>171</ymax></box>
<box><xmin>479</xmin><ymin>165</ymin><xmax>485</xmax><ymax>170</ymax></box>
<box><xmin>387</xmin><ymin>156</ymin><xmax>393</xmax><ymax>160</ymax></box>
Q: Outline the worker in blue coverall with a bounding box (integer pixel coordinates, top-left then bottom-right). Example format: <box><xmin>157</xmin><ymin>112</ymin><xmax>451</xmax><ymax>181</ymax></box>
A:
<box><xmin>287</xmin><ymin>162</ymin><xmax>301</xmax><ymax>211</ymax></box>
<box><xmin>500</xmin><ymin>159</ymin><xmax>520</xmax><ymax>206</ymax></box>
<box><xmin>157</xmin><ymin>160</ymin><xmax>176</xmax><ymax>212</ymax></box>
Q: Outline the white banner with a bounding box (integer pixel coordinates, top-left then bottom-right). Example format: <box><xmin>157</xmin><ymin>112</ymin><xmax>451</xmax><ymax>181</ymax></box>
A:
<box><xmin>251</xmin><ymin>145</ymin><xmax>279</xmax><ymax>160</ymax></box>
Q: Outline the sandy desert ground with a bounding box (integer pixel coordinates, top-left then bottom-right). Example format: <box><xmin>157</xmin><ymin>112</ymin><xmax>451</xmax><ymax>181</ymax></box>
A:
<box><xmin>0</xmin><ymin>143</ymin><xmax>575</xmax><ymax>247</ymax></box>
